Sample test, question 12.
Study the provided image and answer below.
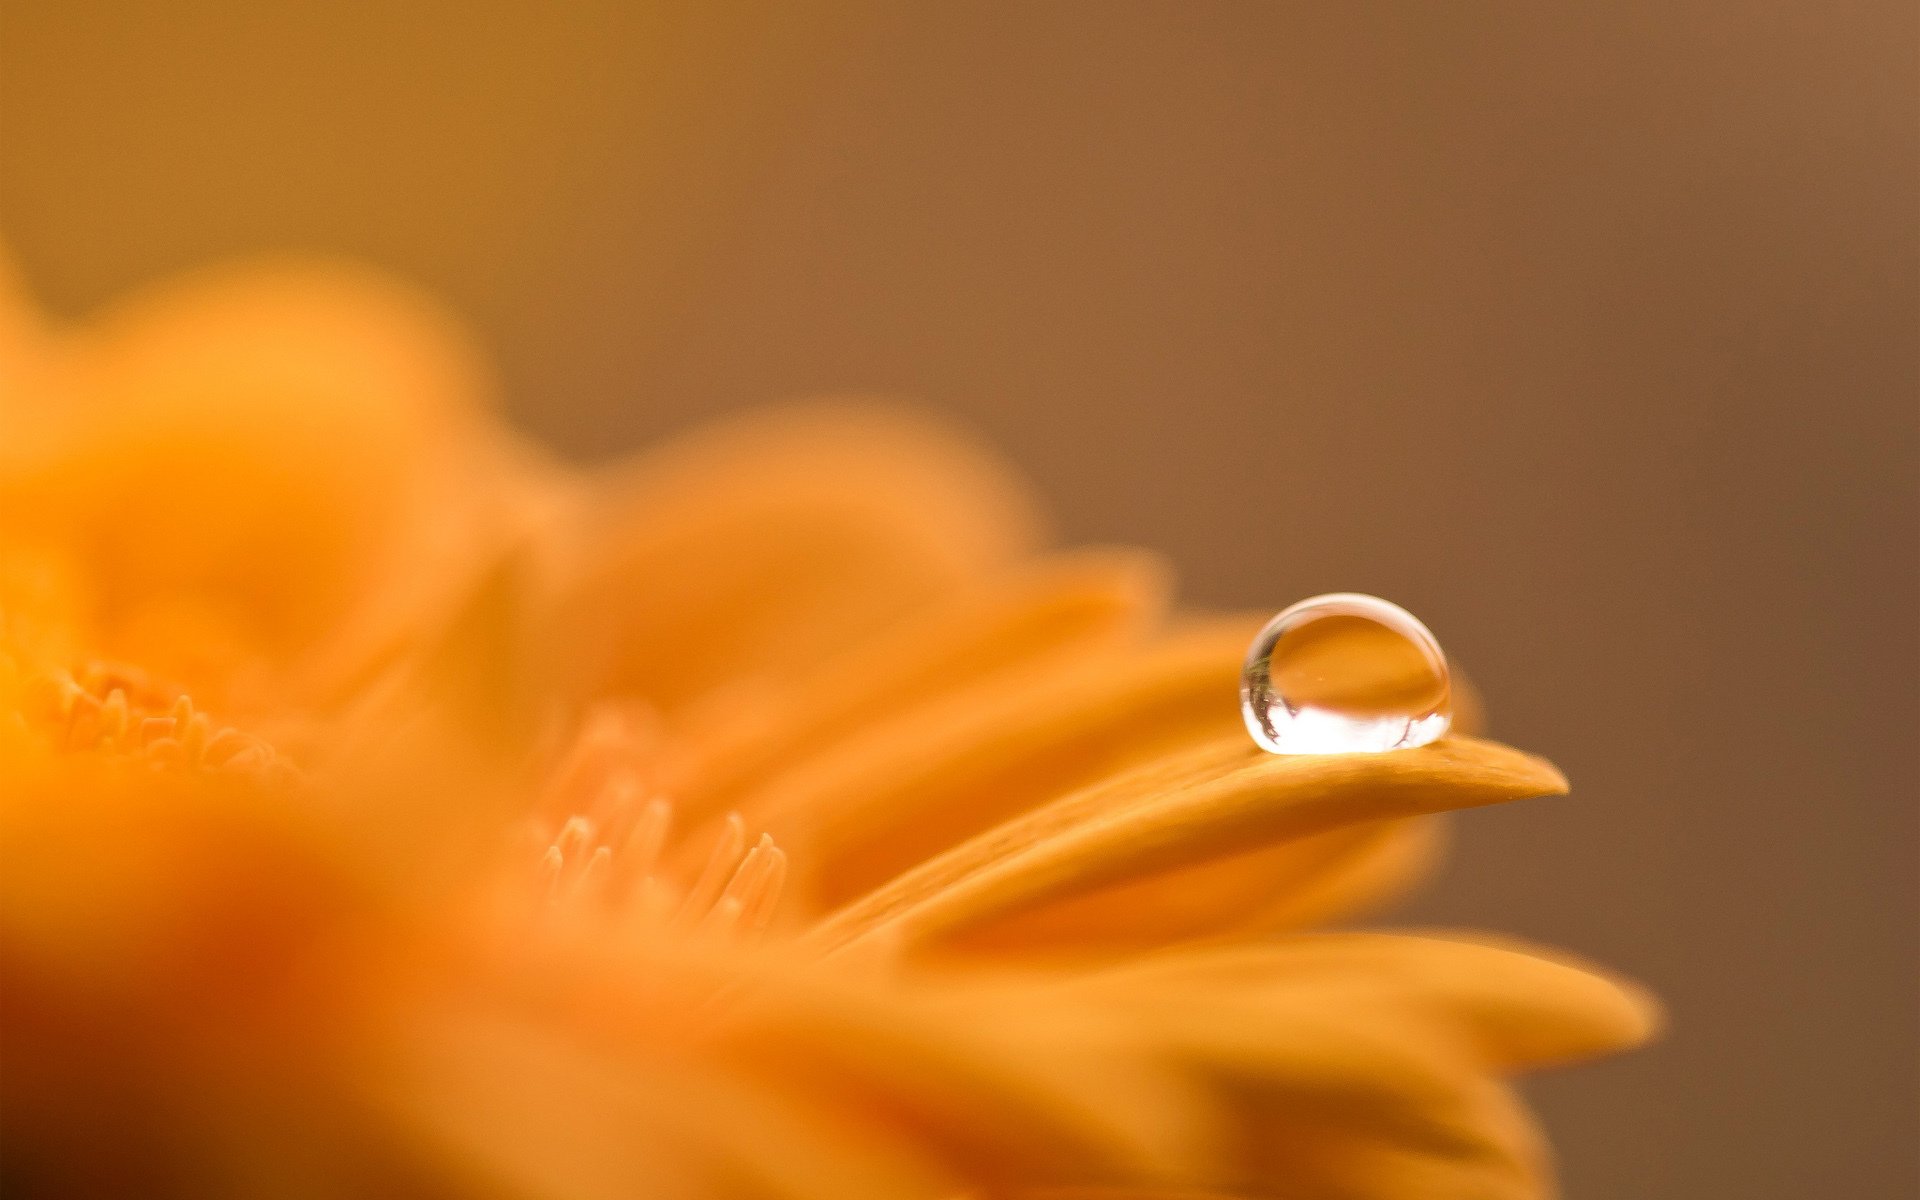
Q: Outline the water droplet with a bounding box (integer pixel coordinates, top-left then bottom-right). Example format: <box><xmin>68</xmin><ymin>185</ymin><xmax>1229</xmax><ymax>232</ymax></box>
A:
<box><xmin>1240</xmin><ymin>593</ymin><xmax>1452</xmax><ymax>755</ymax></box>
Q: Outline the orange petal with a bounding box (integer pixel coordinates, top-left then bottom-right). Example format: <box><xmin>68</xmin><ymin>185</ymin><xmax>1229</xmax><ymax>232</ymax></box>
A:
<box><xmin>812</xmin><ymin>738</ymin><xmax>1568</xmax><ymax>958</ymax></box>
<box><xmin>1070</xmin><ymin>976</ymin><xmax>1553</xmax><ymax>1196</ymax></box>
<box><xmin>376</xmin><ymin>1003</ymin><xmax>955</xmax><ymax>1200</ymax></box>
<box><xmin>944</xmin><ymin>818</ymin><xmax>1445</xmax><ymax>960</ymax></box>
<box><xmin>1237</xmin><ymin>1073</ymin><xmax>1547</xmax><ymax>1200</ymax></box>
<box><xmin>2</xmin><ymin>258</ymin><xmax>530</xmax><ymax>708</ymax></box>
<box><xmin>716</xmin><ymin>970</ymin><xmax>1209</xmax><ymax>1190</ymax></box>
<box><xmin>1094</xmin><ymin>932</ymin><xmax>1661</xmax><ymax>1072</ymax></box>
<box><xmin>1234</xmin><ymin>817</ymin><xmax>1447</xmax><ymax>933</ymax></box>
<box><xmin>666</xmin><ymin>549</ymin><xmax>1172</xmax><ymax>821</ymax></box>
<box><xmin>722</xmin><ymin>616</ymin><xmax>1262</xmax><ymax>912</ymax></box>
<box><xmin>543</xmin><ymin>402</ymin><xmax>1043</xmax><ymax>714</ymax></box>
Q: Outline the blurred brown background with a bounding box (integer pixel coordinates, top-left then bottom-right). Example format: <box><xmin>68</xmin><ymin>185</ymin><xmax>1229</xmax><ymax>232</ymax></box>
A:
<box><xmin>4</xmin><ymin>2</ymin><xmax>1915</xmax><ymax>1195</ymax></box>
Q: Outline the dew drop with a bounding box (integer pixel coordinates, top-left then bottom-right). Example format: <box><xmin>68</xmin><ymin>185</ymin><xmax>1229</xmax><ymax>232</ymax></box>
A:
<box><xmin>1240</xmin><ymin>593</ymin><xmax>1452</xmax><ymax>755</ymax></box>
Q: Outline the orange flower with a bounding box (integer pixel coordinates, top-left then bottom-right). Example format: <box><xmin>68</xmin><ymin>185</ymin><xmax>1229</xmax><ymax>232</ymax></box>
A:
<box><xmin>0</xmin><ymin>253</ymin><xmax>1656</xmax><ymax>1199</ymax></box>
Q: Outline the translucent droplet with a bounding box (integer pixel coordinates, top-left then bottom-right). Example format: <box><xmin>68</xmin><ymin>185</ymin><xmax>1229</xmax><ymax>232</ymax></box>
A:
<box><xmin>1240</xmin><ymin>593</ymin><xmax>1451</xmax><ymax>755</ymax></box>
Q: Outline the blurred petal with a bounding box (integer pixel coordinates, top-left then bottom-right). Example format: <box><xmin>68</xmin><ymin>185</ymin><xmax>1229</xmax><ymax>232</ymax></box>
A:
<box><xmin>723</xmin><ymin>617</ymin><xmax>1260</xmax><ymax>911</ymax></box>
<box><xmin>666</xmin><ymin>549</ymin><xmax>1172</xmax><ymax>820</ymax></box>
<box><xmin>543</xmin><ymin>402</ymin><xmax>1043</xmax><ymax>713</ymax></box>
<box><xmin>1237</xmin><ymin>818</ymin><xmax>1447</xmax><ymax>933</ymax></box>
<box><xmin>376</xmin><ymin>1005</ymin><xmax>954</xmax><ymax>1200</ymax></box>
<box><xmin>1093</xmin><ymin>933</ymin><xmax>1661</xmax><ymax>1072</ymax></box>
<box><xmin>717</xmin><ymin>968</ymin><xmax>1210</xmax><ymax>1191</ymax></box>
<box><xmin>1</xmin><ymin>259</ymin><xmax>540</xmax><ymax>708</ymax></box>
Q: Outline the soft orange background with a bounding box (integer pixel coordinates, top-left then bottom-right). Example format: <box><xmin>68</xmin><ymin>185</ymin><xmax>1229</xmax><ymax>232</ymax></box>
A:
<box><xmin>4</xmin><ymin>3</ymin><xmax>1915</xmax><ymax>1195</ymax></box>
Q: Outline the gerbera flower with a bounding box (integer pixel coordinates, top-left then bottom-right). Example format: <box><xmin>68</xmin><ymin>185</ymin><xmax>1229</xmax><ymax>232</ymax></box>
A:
<box><xmin>0</xmin><ymin>252</ymin><xmax>1656</xmax><ymax>1199</ymax></box>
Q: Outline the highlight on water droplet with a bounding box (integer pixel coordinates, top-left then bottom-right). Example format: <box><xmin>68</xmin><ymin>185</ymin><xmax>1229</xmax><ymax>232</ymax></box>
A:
<box><xmin>1240</xmin><ymin>593</ymin><xmax>1452</xmax><ymax>755</ymax></box>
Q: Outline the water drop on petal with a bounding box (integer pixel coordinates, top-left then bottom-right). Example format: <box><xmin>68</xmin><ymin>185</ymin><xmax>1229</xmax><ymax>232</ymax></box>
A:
<box><xmin>1240</xmin><ymin>593</ymin><xmax>1452</xmax><ymax>755</ymax></box>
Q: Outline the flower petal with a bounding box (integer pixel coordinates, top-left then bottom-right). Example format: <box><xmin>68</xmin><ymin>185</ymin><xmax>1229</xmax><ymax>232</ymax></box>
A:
<box><xmin>544</xmin><ymin>403</ymin><xmax>1043</xmax><ymax>714</ymax></box>
<box><xmin>1</xmin><ymin>259</ymin><xmax>529</xmax><ymax>708</ymax></box>
<box><xmin>720</xmin><ymin>617</ymin><xmax>1262</xmax><ymax>912</ymax></box>
<box><xmin>716</xmin><ymin>969</ymin><xmax>1211</xmax><ymax>1191</ymax></box>
<box><xmin>376</xmin><ymin>1005</ymin><xmax>955</xmax><ymax>1200</ymax></box>
<box><xmin>812</xmin><ymin>738</ymin><xmax>1567</xmax><ymax>957</ymax></box>
<box><xmin>666</xmin><ymin>549</ymin><xmax>1172</xmax><ymax>820</ymax></box>
<box><xmin>1058</xmin><ymin>961</ymin><xmax>1565</xmax><ymax>1196</ymax></box>
<box><xmin>1231</xmin><ymin>817</ymin><xmax>1447</xmax><ymax>933</ymax></box>
<box><xmin>942</xmin><ymin>818</ymin><xmax>1444</xmax><ymax>958</ymax></box>
<box><xmin>1091</xmin><ymin>933</ymin><xmax>1660</xmax><ymax>1073</ymax></box>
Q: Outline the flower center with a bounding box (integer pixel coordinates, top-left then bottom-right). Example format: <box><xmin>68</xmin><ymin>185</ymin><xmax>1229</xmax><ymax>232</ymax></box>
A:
<box><xmin>521</xmin><ymin>705</ymin><xmax>786</xmax><ymax>941</ymax></box>
<box><xmin>19</xmin><ymin>658</ymin><xmax>280</xmax><ymax>774</ymax></box>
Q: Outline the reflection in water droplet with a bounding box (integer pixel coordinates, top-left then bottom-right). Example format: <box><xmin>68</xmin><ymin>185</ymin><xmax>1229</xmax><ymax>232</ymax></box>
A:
<box><xmin>1240</xmin><ymin>593</ymin><xmax>1452</xmax><ymax>755</ymax></box>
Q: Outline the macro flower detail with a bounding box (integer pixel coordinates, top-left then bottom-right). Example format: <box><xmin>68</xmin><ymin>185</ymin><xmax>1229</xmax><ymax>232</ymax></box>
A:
<box><xmin>0</xmin><ymin>253</ymin><xmax>1657</xmax><ymax>1199</ymax></box>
